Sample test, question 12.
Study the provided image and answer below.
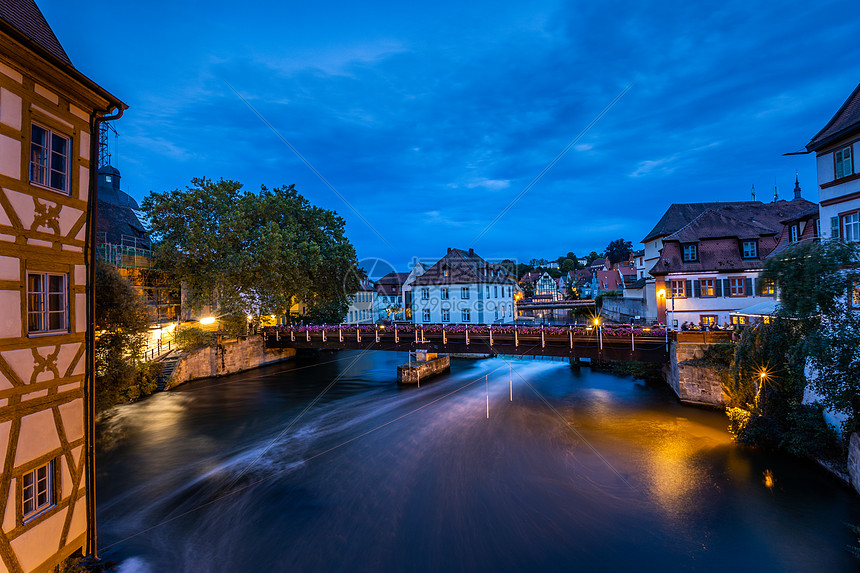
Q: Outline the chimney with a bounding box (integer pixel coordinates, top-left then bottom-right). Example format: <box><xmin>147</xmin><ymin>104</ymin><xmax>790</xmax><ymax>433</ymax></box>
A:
<box><xmin>468</xmin><ymin>248</ymin><xmax>474</xmax><ymax>256</ymax></box>
<box><xmin>794</xmin><ymin>172</ymin><xmax>802</xmax><ymax>200</ymax></box>
<box><xmin>447</xmin><ymin>247</ymin><xmax>452</xmax><ymax>254</ymax></box>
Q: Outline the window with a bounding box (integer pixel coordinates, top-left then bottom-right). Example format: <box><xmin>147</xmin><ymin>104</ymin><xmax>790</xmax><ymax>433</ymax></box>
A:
<box><xmin>27</xmin><ymin>273</ymin><xmax>68</xmax><ymax>333</ymax></box>
<box><xmin>441</xmin><ymin>287</ymin><xmax>449</xmax><ymax>300</ymax></box>
<box><xmin>761</xmin><ymin>278</ymin><xmax>775</xmax><ymax>296</ymax></box>
<box><xmin>461</xmin><ymin>287</ymin><xmax>470</xmax><ymax>299</ymax></box>
<box><xmin>442</xmin><ymin>266</ymin><xmax>449</xmax><ymax>277</ymax></box>
<box><xmin>700</xmin><ymin>315</ymin><xmax>717</xmax><ymax>327</ymax></box>
<box><xmin>843</xmin><ymin>213</ymin><xmax>859</xmax><ymax>243</ymax></box>
<box><xmin>700</xmin><ymin>279</ymin><xmax>715</xmax><ymax>297</ymax></box>
<box><xmin>30</xmin><ymin>125</ymin><xmax>70</xmax><ymax>193</ymax></box>
<box><xmin>731</xmin><ymin>315</ymin><xmax>748</xmax><ymax>326</ymax></box>
<box><xmin>508</xmin><ymin>287</ymin><xmax>512</xmax><ymax>298</ymax></box>
<box><xmin>486</xmin><ymin>286</ymin><xmax>490</xmax><ymax>297</ymax></box>
<box><xmin>815</xmin><ymin>219</ymin><xmax>821</xmax><ymax>240</ymax></box>
<box><xmin>835</xmin><ymin>146</ymin><xmax>853</xmax><ymax>179</ymax></box>
<box><xmin>442</xmin><ymin>308</ymin><xmax>450</xmax><ymax>322</ymax></box>
<box><xmin>741</xmin><ymin>241</ymin><xmax>757</xmax><ymax>258</ymax></box>
<box><xmin>670</xmin><ymin>279</ymin><xmax>686</xmax><ymax>298</ymax></box>
<box><xmin>422</xmin><ymin>309</ymin><xmax>430</xmax><ymax>322</ymax></box>
<box><xmin>421</xmin><ymin>288</ymin><xmax>429</xmax><ymax>300</ymax></box>
<box><xmin>22</xmin><ymin>460</ymin><xmax>55</xmax><ymax>520</ymax></box>
<box><xmin>790</xmin><ymin>225</ymin><xmax>799</xmax><ymax>243</ymax></box>
<box><xmin>729</xmin><ymin>277</ymin><xmax>745</xmax><ymax>296</ymax></box>
<box><xmin>683</xmin><ymin>244</ymin><xmax>698</xmax><ymax>262</ymax></box>
<box><xmin>462</xmin><ymin>309</ymin><xmax>470</xmax><ymax>322</ymax></box>
<box><xmin>494</xmin><ymin>286</ymin><xmax>498</xmax><ymax>298</ymax></box>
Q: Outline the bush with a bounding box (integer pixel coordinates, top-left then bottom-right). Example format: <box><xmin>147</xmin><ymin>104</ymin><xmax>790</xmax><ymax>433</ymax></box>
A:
<box><xmin>176</xmin><ymin>326</ymin><xmax>218</xmax><ymax>351</ymax></box>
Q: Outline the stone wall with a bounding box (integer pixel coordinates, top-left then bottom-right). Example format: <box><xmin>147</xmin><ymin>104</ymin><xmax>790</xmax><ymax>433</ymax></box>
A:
<box><xmin>848</xmin><ymin>433</ymin><xmax>860</xmax><ymax>496</ymax></box>
<box><xmin>166</xmin><ymin>336</ymin><xmax>296</xmax><ymax>389</ymax></box>
<box><xmin>663</xmin><ymin>340</ymin><xmax>725</xmax><ymax>406</ymax></box>
<box><xmin>601</xmin><ymin>297</ymin><xmax>648</xmax><ymax>323</ymax></box>
<box><xmin>397</xmin><ymin>356</ymin><xmax>451</xmax><ymax>384</ymax></box>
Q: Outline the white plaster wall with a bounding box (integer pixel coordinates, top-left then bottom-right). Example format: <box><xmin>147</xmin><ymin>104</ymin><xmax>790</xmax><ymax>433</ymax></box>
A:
<box><xmin>665</xmin><ymin>271</ymin><xmax>764</xmax><ymax>326</ymax></box>
<box><xmin>14</xmin><ymin>409</ymin><xmax>60</xmax><ymax>466</ymax></box>
<box><xmin>0</xmin><ymin>291</ymin><xmax>21</xmax><ymax>338</ymax></box>
<box><xmin>0</xmin><ymin>134</ymin><xmax>21</xmax><ymax>179</ymax></box>
<box><xmin>412</xmin><ymin>283</ymin><xmax>514</xmax><ymax>325</ymax></box>
<box><xmin>0</xmin><ymin>87</ymin><xmax>22</xmax><ymax>130</ymax></box>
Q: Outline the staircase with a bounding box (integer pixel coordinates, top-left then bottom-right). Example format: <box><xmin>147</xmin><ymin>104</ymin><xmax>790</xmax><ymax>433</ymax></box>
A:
<box><xmin>156</xmin><ymin>351</ymin><xmax>183</xmax><ymax>391</ymax></box>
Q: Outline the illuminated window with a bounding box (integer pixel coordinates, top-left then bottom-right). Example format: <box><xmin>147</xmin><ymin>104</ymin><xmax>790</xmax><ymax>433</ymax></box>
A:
<box><xmin>851</xmin><ymin>283</ymin><xmax>860</xmax><ymax>310</ymax></box>
<box><xmin>700</xmin><ymin>315</ymin><xmax>717</xmax><ymax>327</ymax></box>
<box><xmin>741</xmin><ymin>241</ymin><xmax>757</xmax><ymax>258</ymax></box>
<box><xmin>461</xmin><ymin>287</ymin><xmax>470</xmax><ymax>299</ymax></box>
<box><xmin>670</xmin><ymin>279</ymin><xmax>686</xmax><ymax>298</ymax></box>
<box><xmin>462</xmin><ymin>309</ymin><xmax>470</xmax><ymax>322</ymax></box>
<box><xmin>422</xmin><ymin>309</ymin><xmax>430</xmax><ymax>322</ymax></box>
<box><xmin>761</xmin><ymin>278</ymin><xmax>775</xmax><ymax>296</ymax></box>
<box><xmin>30</xmin><ymin>125</ymin><xmax>70</xmax><ymax>193</ymax></box>
<box><xmin>442</xmin><ymin>266</ymin><xmax>449</xmax><ymax>277</ymax></box>
<box><xmin>700</xmin><ymin>279</ymin><xmax>715</xmax><ymax>297</ymax></box>
<box><xmin>27</xmin><ymin>273</ymin><xmax>68</xmax><ymax>333</ymax></box>
<box><xmin>729</xmin><ymin>277</ymin><xmax>745</xmax><ymax>296</ymax></box>
<box><xmin>683</xmin><ymin>244</ymin><xmax>698</xmax><ymax>262</ymax></box>
<box><xmin>835</xmin><ymin>146</ymin><xmax>853</xmax><ymax>179</ymax></box>
<box><xmin>22</xmin><ymin>460</ymin><xmax>55</xmax><ymax>520</ymax></box>
<box><xmin>441</xmin><ymin>288</ymin><xmax>449</xmax><ymax>300</ymax></box>
<box><xmin>442</xmin><ymin>308</ymin><xmax>450</xmax><ymax>322</ymax></box>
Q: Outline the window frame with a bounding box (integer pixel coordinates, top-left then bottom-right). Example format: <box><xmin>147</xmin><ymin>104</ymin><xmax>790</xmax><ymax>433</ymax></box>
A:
<box><xmin>682</xmin><ymin>243</ymin><xmax>698</xmax><ymax>262</ymax></box>
<box><xmin>29</xmin><ymin>123</ymin><xmax>71</xmax><ymax>195</ymax></box>
<box><xmin>441</xmin><ymin>287</ymin><xmax>449</xmax><ymax>300</ymax></box>
<box><xmin>790</xmin><ymin>224</ymin><xmax>799</xmax><ymax>244</ymax></box>
<box><xmin>699</xmin><ymin>278</ymin><xmax>715</xmax><ymax>297</ymax></box>
<box><xmin>728</xmin><ymin>277</ymin><xmax>746</xmax><ymax>297</ymax></box>
<box><xmin>835</xmin><ymin>145</ymin><xmax>854</xmax><ymax>180</ymax></box>
<box><xmin>699</xmin><ymin>315</ymin><xmax>717</xmax><ymax>327</ymax></box>
<box><xmin>841</xmin><ymin>211</ymin><xmax>860</xmax><ymax>243</ymax></box>
<box><xmin>461</xmin><ymin>309</ymin><xmax>470</xmax><ymax>322</ymax></box>
<box><xmin>422</xmin><ymin>309</ymin><xmax>431</xmax><ymax>322</ymax></box>
<box><xmin>421</xmin><ymin>288</ymin><xmax>429</xmax><ymax>300</ymax></box>
<box><xmin>441</xmin><ymin>308</ymin><xmax>450</xmax><ymax>322</ymax></box>
<box><xmin>461</xmin><ymin>287</ymin><xmax>470</xmax><ymax>299</ymax></box>
<box><xmin>27</xmin><ymin>272</ymin><xmax>69</xmax><ymax>334</ymax></box>
<box><xmin>761</xmin><ymin>278</ymin><xmax>775</xmax><ymax>297</ymax></box>
<box><xmin>22</xmin><ymin>459</ymin><xmax>56</xmax><ymax>522</ymax></box>
<box><xmin>669</xmin><ymin>279</ymin><xmax>686</xmax><ymax>299</ymax></box>
<box><xmin>741</xmin><ymin>240</ymin><xmax>758</xmax><ymax>259</ymax></box>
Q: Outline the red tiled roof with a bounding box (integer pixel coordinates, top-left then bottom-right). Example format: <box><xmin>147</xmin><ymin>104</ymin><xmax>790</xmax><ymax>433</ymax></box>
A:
<box><xmin>519</xmin><ymin>272</ymin><xmax>542</xmax><ymax>283</ymax></box>
<box><xmin>807</xmin><ymin>82</ymin><xmax>860</xmax><ymax>152</ymax></box>
<box><xmin>0</xmin><ymin>0</ymin><xmax>71</xmax><ymax>66</ymax></box>
<box><xmin>596</xmin><ymin>270</ymin><xmax>622</xmax><ymax>291</ymax></box>
<box><xmin>642</xmin><ymin>202</ymin><xmax>761</xmax><ymax>243</ymax></box>
<box><xmin>375</xmin><ymin>272</ymin><xmax>409</xmax><ymax>296</ymax></box>
<box><xmin>619</xmin><ymin>266</ymin><xmax>636</xmax><ymax>276</ymax></box>
<box><xmin>412</xmin><ymin>248</ymin><xmax>516</xmax><ymax>286</ymax></box>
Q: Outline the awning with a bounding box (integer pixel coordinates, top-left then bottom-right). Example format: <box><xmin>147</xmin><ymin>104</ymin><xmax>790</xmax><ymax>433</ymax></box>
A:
<box><xmin>729</xmin><ymin>300</ymin><xmax>779</xmax><ymax>318</ymax></box>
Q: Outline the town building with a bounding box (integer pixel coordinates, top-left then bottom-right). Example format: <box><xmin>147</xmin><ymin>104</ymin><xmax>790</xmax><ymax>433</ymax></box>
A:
<box><xmin>411</xmin><ymin>248</ymin><xmax>517</xmax><ymax>325</ymax></box>
<box><xmin>532</xmin><ymin>272</ymin><xmax>558</xmax><ymax>301</ymax></box>
<box><xmin>345</xmin><ymin>278</ymin><xmax>375</xmax><ymax>324</ymax></box>
<box><xmin>0</xmin><ymin>1</ymin><xmax>125</xmax><ymax>570</ymax></box>
<box><xmin>375</xmin><ymin>271</ymin><xmax>408</xmax><ymax>321</ymax></box>
<box><xmin>648</xmin><ymin>198</ymin><xmax>815</xmax><ymax>328</ymax></box>
<box><xmin>806</xmin><ymin>82</ymin><xmax>860</xmax><ymax>243</ymax></box>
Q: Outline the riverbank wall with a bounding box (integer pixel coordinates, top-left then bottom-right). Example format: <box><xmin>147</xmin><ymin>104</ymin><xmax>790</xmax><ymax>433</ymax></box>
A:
<box><xmin>663</xmin><ymin>339</ymin><xmax>725</xmax><ymax>407</ymax></box>
<box><xmin>166</xmin><ymin>335</ymin><xmax>296</xmax><ymax>390</ymax></box>
<box><xmin>398</xmin><ymin>355</ymin><xmax>451</xmax><ymax>384</ymax></box>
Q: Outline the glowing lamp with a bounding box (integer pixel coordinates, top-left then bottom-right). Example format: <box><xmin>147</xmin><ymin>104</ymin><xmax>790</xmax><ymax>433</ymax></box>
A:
<box><xmin>657</xmin><ymin>288</ymin><xmax>666</xmax><ymax>298</ymax></box>
<box><xmin>200</xmin><ymin>316</ymin><xmax>216</xmax><ymax>325</ymax></box>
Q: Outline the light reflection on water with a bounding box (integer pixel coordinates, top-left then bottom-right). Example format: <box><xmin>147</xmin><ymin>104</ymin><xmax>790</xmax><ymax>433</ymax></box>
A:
<box><xmin>96</xmin><ymin>351</ymin><xmax>860</xmax><ymax>572</ymax></box>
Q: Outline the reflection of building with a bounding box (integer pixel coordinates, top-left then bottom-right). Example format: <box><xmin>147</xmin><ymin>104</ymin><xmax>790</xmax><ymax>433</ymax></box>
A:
<box><xmin>0</xmin><ymin>1</ymin><xmax>125</xmax><ymax>570</ymax></box>
<box><xmin>411</xmin><ymin>248</ymin><xmax>517</xmax><ymax>325</ymax></box>
<box><xmin>96</xmin><ymin>165</ymin><xmax>179</xmax><ymax>325</ymax></box>
<box><xmin>346</xmin><ymin>278</ymin><xmax>375</xmax><ymax>324</ymax></box>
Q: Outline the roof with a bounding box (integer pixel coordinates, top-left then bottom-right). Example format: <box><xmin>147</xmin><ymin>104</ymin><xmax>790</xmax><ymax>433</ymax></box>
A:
<box><xmin>412</xmin><ymin>248</ymin><xmax>516</xmax><ymax>286</ymax></box>
<box><xmin>642</xmin><ymin>202</ymin><xmax>761</xmax><ymax>243</ymax></box>
<box><xmin>519</xmin><ymin>271</ymin><xmax>542</xmax><ymax>283</ymax></box>
<box><xmin>730</xmin><ymin>300</ymin><xmax>779</xmax><ymax>318</ymax></box>
<box><xmin>0</xmin><ymin>0</ymin><xmax>126</xmax><ymax>109</ymax></box>
<box><xmin>375</xmin><ymin>272</ymin><xmax>408</xmax><ymax>296</ymax></box>
<box><xmin>596</xmin><ymin>270</ymin><xmax>622</xmax><ymax>291</ymax></box>
<box><xmin>807</xmin><ymin>82</ymin><xmax>860</xmax><ymax>152</ymax></box>
<box><xmin>0</xmin><ymin>0</ymin><xmax>70</xmax><ymax>66</ymax></box>
<box><xmin>96</xmin><ymin>200</ymin><xmax>149</xmax><ymax>247</ymax></box>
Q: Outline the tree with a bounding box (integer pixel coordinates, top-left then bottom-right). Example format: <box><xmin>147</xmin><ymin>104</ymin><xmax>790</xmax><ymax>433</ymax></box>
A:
<box><xmin>585</xmin><ymin>251</ymin><xmax>603</xmax><ymax>265</ymax></box>
<box><xmin>605</xmin><ymin>238</ymin><xmax>633</xmax><ymax>265</ymax></box>
<box><xmin>807</xmin><ymin>307</ymin><xmax>860</xmax><ymax>432</ymax></box>
<box><xmin>141</xmin><ymin>178</ymin><xmax>360</xmax><ymax>324</ymax></box>
<box><xmin>95</xmin><ymin>260</ymin><xmax>154</xmax><ymax>410</ymax></box>
<box><xmin>560</xmin><ymin>258</ymin><xmax>576</xmax><ymax>273</ymax></box>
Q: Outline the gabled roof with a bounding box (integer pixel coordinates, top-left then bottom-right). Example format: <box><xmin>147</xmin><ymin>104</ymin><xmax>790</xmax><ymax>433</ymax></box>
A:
<box><xmin>642</xmin><ymin>202</ymin><xmax>761</xmax><ymax>243</ymax></box>
<box><xmin>596</xmin><ymin>270</ymin><xmax>622</xmax><ymax>291</ymax></box>
<box><xmin>519</xmin><ymin>271</ymin><xmax>542</xmax><ymax>283</ymax></box>
<box><xmin>665</xmin><ymin>200</ymin><xmax>816</xmax><ymax>243</ymax></box>
<box><xmin>0</xmin><ymin>0</ymin><xmax>71</xmax><ymax>66</ymax></box>
<box><xmin>375</xmin><ymin>272</ymin><xmax>409</xmax><ymax>296</ymax></box>
<box><xmin>807</xmin><ymin>82</ymin><xmax>860</xmax><ymax>152</ymax></box>
<box><xmin>412</xmin><ymin>248</ymin><xmax>516</xmax><ymax>286</ymax></box>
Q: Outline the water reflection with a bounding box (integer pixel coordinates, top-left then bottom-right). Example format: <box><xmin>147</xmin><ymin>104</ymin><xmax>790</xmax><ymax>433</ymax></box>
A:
<box><xmin>96</xmin><ymin>351</ymin><xmax>860</xmax><ymax>572</ymax></box>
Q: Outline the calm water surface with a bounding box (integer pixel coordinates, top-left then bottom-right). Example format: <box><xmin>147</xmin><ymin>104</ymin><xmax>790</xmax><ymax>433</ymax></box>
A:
<box><xmin>96</xmin><ymin>351</ymin><xmax>860</xmax><ymax>572</ymax></box>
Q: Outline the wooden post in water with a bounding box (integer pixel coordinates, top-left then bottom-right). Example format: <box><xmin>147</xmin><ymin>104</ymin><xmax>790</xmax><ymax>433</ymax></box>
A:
<box><xmin>395</xmin><ymin>324</ymin><xmax>399</xmax><ymax>343</ymax></box>
<box><xmin>466</xmin><ymin>328</ymin><xmax>470</xmax><ymax>346</ymax></box>
<box><xmin>443</xmin><ymin>325</ymin><xmax>447</xmax><ymax>345</ymax></box>
<box><xmin>339</xmin><ymin>326</ymin><xmax>343</xmax><ymax>342</ymax></box>
<box><xmin>489</xmin><ymin>327</ymin><xmax>493</xmax><ymax>346</ymax></box>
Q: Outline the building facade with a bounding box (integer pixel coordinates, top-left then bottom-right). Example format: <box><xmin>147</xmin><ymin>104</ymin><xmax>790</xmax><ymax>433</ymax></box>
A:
<box><xmin>411</xmin><ymin>248</ymin><xmax>517</xmax><ymax>325</ymax></box>
<box><xmin>0</xmin><ymin>2</ymin><xmax>125</xmax><ymax>571</ymax></box>
<box><xmin>806</xmin><ymin>82</ymin><xmax>860</xmax><ymax>243</ymax></box>
<box><xmin>345</xmin><ymin>278</ymin><xmax>375</xmax><ymax>324</ymax></box>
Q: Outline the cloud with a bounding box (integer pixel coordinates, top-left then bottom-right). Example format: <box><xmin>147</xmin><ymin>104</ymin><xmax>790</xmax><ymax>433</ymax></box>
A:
<box><xmin>465</xmin><ymin>178</ymin><xmax>511</xmax><ymax>190</ymax></box>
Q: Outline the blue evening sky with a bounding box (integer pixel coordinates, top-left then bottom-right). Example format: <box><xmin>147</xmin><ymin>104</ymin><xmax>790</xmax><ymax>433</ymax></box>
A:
<box><xmin>39</xmin><ymin>0</ymin><xmax>860</xmax><ymax>271</ymax></box>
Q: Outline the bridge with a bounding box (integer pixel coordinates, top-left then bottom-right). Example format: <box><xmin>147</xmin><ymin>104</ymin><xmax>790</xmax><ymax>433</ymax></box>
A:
<box><xmin>263</xmin><ymin>323</ymin><xmax>670</xmax><ymax>363</ymax></box>
<box><xmin>516</xmin><ymin>299</ymin><xmax>596</xmax><ymax>310</ymax></box>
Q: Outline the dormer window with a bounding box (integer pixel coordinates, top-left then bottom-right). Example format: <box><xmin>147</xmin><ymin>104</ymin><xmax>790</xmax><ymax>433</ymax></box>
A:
<box><xmin>790</xmin><ymin>225</ymin><xmax>799</xmax><ymax>243</ymax></box>
<box><xmin>741</xmin><ymin>240</ymin><xmax>757</xmax><ymax>259</ymax></box>
<box><xmin>835</xmin><ymin>146</ymin><xmax>853</xmax><ymax>179</ymax></box>
<box><xmin>682</xmin><ymin>244</ymin><xmax>698</xmax><ymax>262</ymax></box>
<box><xmin>442</xmin><ymin>266</ymin><xmax>449</xmax><ymax>277</ymax></box>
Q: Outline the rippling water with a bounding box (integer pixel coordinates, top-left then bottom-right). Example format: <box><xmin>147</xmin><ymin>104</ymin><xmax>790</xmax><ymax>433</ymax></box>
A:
<box><xmin>96</xmin><ymin>351</ymin><xmax>860</xmax><ymax>572</ymax></box>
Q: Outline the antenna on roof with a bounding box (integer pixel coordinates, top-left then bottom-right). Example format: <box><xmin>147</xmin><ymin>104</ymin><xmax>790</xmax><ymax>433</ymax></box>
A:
<box><xmin>751</xmin><ymin>184</ymin><xmax>755</xmax><ymax>201</ymax></box>
<box><xmin>773</xmin><ymin>177</ymin><xmax>778</xmax><ymax>202</ymax></box>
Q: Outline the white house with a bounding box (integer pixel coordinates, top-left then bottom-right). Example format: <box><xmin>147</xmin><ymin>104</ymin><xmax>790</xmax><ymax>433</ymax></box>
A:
<box><xmin>345</xmin><ymin>278</ymin><xmax>375</xmax><ymax>324</ymax></box>
<box><xmin>411</xmin><ymin>248</ymin><xmax>517</xmax><ymax>325</ymax></box>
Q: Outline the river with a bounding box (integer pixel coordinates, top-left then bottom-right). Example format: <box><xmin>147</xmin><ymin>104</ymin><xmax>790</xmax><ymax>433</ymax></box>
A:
<box><xmin>96</xmin><ymin>350</ymin><xmax>860</xmax><ymax>572</ymax></box>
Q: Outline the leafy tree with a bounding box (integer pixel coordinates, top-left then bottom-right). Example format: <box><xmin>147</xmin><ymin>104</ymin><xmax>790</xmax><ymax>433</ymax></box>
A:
<box><xmin>763</xmin><ymin>240</ymin><xmax>860</xmax><ymax>319</ymax></box>
<box><xmin>141</xmin><ymin>178</ymin><xmax>360</xmax><ymax>324</ymax></box>
<box><xmin>95</xmin><ymin>260</ymin><xmax>155</xmax><ymax>411</ymax></box>
<box><xmin>560</xmin><ymin>258</ymin><xmax>576</xmax><ymax>273</ymax></box>
<box><xmin>585</xmin><ymin>251</ymin><xmax>604</xmax><ymax>265</ymax></box>
<box><xmin>807</xmin><ymin>307</ymin><xmax>860</xmax><ymax>432</ymax></box>
<box><xmin>605</xmin><ymin>238</ymin><xmax>633</xmax><ymax>265</ymax></box>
